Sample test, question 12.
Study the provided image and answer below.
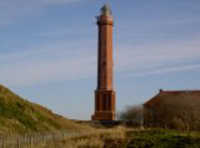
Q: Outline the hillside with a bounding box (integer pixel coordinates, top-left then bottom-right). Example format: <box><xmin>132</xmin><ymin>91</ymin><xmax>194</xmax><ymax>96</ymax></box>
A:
<box><xmin>0</xmin><ymin>84</ymin><xmax>90</xmax><ymax>135</ymax></box>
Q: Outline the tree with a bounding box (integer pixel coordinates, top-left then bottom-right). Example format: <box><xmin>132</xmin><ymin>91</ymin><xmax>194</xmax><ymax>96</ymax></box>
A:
<box><xmin>119</xmin><ymin>105</ymin><xmax>144</xmax><ymax>127</ymax></box>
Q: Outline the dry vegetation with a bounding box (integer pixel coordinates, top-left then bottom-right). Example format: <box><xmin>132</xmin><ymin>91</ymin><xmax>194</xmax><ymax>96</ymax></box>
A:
<box><xmin>119</xmin><ymin>105</ymin><xmax>144</xmax><ymax>127</ymax></box>
<box><xmin>0</xmin><ymin>126</ymin><xmax>129</xmax><ymax>148</ymax></box>
<box><xmin>2</xmin><ymin>127</ymin><xmax>200</xmax><ymax>148</ymax></box>
<box><xmin>36</xmin><ymin>127</ymin><xmax>128</xmax><ymax>148</ymax></box>
<box><xmin>0</xmin><ymin>84</ymin><xmax>92</xmax><ymax>135</ymax></box>
<box><xmin>2</xmin><ymin>84</ymin><xmax>200</xmax><ymax>147</ymax></box>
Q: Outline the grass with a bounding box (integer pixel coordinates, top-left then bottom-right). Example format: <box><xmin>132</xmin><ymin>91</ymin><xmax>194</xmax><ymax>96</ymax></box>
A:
<box><xmin>2</xmin><ymin>84</ymin><xmax>200</xmax><ymax>147</ymax></box>
<box><xmin>127</xmin><ymin>128</ymin><xmax>200</xmax><ymax>148</ymax></box>
<box><xmin>18</xmin><ymin>126</ymin><xmax>128</xmax><ymax>148</ymax></box>
<box><xmin>0</xmin><ymin>84</ymin><xmax>92</xmax><ymax>135</ymax></box>
<box><xmin>62</xmin><ymin>128</ymin><xmax>200</xmax><ymax>148</ymax></box>
<box><xmin>11</xmin><ymin>128</ymin><xmax>200</xmax><ymax>148</ymax></box>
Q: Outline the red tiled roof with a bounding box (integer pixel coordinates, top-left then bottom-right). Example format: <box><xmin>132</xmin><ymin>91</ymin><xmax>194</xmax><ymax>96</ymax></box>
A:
<box><xmin>144</xmin><ymin>90</ymin><xmax>200</xmax><ymax>107</ymax></box>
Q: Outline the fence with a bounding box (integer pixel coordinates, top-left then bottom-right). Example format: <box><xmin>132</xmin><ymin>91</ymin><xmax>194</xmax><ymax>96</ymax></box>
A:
<box><xmin>0</xmin><ymin>131</ymin><xmax>84</xmax><ymax>148</ymax></box>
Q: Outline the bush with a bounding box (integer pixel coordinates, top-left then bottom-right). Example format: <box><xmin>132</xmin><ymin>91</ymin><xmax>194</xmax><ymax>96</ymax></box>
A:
<box><xmin>119</xmin><ymin>105</ymin><xmax>144</xmax><ymax>127</ymax></box>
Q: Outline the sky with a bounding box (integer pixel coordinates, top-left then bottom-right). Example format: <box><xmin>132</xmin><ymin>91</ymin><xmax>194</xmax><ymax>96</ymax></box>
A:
<box><xmin>0</xmin><ymin>0</ymin><xmax>200</xmax><ymax>120</ymax></box>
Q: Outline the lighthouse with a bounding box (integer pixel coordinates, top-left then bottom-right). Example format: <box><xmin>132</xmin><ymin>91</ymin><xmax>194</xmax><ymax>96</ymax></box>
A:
<box><xmin>92</xmin><ymin>4</ymin><xmax>116</xmax><ymax>121</ymax></box>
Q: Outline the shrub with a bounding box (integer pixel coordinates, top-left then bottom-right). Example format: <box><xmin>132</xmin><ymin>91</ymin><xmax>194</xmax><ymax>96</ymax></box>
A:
<box><xmin>119</xmin><ymin>105</ymin><xmax>144</xmax><ymax>127</ymax></box>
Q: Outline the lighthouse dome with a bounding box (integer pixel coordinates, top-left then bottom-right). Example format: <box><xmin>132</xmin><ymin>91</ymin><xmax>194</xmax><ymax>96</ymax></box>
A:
<box><xmin>101</xmin><ymin>4</ymin><xmax>112</xmax><ymax>16</ymax></box>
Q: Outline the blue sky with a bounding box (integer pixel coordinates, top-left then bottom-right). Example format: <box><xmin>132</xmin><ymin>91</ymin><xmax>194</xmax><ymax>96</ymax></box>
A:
<box><xmin>0</xmin><ymin>0</ymin><xmax>200</xmax><ymax>119</ymax></box>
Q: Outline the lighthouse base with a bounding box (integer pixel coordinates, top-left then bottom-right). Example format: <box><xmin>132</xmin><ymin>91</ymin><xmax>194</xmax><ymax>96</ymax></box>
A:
<box><xmin>92</xmin><ymin>90</ymin><xmax>115</xmax><ymax>121</ymax></box>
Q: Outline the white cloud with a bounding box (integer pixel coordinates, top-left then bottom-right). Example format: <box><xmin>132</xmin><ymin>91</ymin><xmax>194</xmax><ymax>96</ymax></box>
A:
<box><xmin>0</xmin><ymin>41</ymin><xmax>96</xmax><ymax>86</ymax></box>
<box><xmin>0</xmin><ymin>55</ymin><xmax>95</xmax><ymax>86</ymax></box>
<box><xmin>0</xmin><ymin>0</ymin><xmax>88</xmax><ymax>25</ymax></box>
<box><xmin>42</xmin><ymin>0</ymin><xmax>81</xmax><ymax>4</ymax></box>
<box><xmin>129</xmin><ymin>64</ymin><xmax>200</xmax><ymax>77</ymax></box>
<box><xmin>0</xmin><ymin>37</ymin><xmax>200</xmax><ymax>87</ymax></box>
<box><xmin>116</xmin><ymin>38</ymin><xmax>200</xmax><ymax>72</ymax></box>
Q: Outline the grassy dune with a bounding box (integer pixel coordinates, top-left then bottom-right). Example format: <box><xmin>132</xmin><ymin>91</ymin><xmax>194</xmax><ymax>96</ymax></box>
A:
<box><xmin>0</xmin><ymin>84</ymin><xmax>91</xmax><ymax>135</ymax></box>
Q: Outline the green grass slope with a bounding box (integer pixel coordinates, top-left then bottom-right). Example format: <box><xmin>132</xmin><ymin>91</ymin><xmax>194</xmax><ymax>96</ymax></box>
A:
<box><xmin>0</xmin><ymin>84</ymin><xmax>90</xmax><ymax>135</ymax></box>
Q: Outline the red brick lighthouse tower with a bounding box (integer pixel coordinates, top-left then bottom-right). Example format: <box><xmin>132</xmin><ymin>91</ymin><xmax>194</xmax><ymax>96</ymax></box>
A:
<box><xmin>92</xmin><ymin>4</ymin><xmax>116</xmax><ymax>121</ymax></box>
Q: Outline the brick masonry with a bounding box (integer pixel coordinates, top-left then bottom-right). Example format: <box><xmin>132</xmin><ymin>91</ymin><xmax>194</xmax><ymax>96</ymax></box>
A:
<box><xmin>92</xmin><ymin>6</ymin><xmax>116</xmax><ymax>121</ymax></box>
